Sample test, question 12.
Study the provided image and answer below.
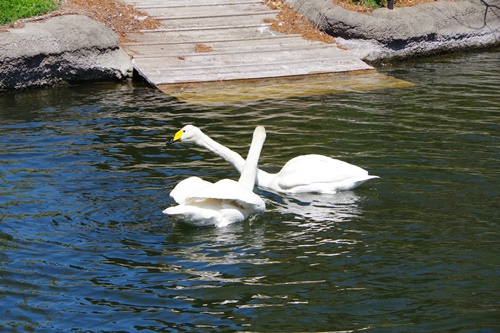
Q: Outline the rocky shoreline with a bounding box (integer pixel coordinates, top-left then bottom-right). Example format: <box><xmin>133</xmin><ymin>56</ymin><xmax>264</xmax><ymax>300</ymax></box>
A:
<box><xmin>288</xmin><ymin>0</ymin><xmax>500</xmax><ymax>62</ymax></box>
<box><xmin>0</xmin><ymin>0</ymin><xmax>499</xmax><ymax>92</ymax></box>
<box><xmin>0</xmin><ymin>15</ymin><xmax>132</xmax><ymax>91</ymax></box>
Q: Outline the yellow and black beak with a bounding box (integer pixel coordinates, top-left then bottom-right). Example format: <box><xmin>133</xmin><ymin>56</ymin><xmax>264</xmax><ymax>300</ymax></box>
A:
<box><xmin>166</xmin><ymin>129</ymin><xmax>183</xmax><ymax>145</ymax></box>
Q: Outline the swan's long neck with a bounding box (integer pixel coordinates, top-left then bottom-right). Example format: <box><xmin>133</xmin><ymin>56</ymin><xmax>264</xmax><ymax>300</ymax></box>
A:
<box><xmin>194</xmin><ymin>127</ymin><xmax>275</xmax><ymax>188</ymax></box>
<box><xmin>194</xmin><ymin>131</ymin><xmax>247</xmax><ymax>173</ymax></box>
<box><xmin>239</xmin><ymin>126</ymin><xmax>266</xmax><ymax>190</ymax></box>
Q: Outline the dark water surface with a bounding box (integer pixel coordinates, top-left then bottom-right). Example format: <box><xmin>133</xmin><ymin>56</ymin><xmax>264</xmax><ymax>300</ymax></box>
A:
<box><xmin>1</xmin><ymin>49</ymin><xmax>499</xmax><ymax>332</ymax></box>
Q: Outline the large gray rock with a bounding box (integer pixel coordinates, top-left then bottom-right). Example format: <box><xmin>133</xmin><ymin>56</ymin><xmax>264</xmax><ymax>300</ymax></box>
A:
<box><xmin>286</xmin><ymin>0</ymin><xmax>500</xmax><ymax>62</ymax></box>
<box><xmin>0</xmin><ymin>15</ymin><xmax>132</xmax><ymax>91</ymax></box>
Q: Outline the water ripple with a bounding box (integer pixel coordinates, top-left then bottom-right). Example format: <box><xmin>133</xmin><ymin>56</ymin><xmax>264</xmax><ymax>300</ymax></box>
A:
<box><xmin>0</xmin><ymin>49</ymin><xmax>499</xmax><ymax>332</ymax></box>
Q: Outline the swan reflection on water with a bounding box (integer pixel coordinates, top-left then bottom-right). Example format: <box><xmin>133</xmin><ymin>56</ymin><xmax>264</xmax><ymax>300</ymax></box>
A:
<box><xmin>268</xmin><ymin>190</ymin><xmax>363</xmax><ymax>224</ymax></box>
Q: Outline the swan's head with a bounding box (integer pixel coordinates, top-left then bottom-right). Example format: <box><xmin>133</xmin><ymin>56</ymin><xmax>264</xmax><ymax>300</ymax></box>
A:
<box><xmin>166</xmin><ymin>125</ymin><xmax>202</xmax><ymax>145</ymax></box>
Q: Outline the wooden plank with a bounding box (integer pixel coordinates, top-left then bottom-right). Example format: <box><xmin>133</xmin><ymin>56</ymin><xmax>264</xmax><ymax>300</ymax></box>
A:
<box><xmin>127</xmin><ymin>39</ymin><xmax>335</xmax><ymax>57</ymax></box>
<box><xmin>133</xmin><ymin>47</ymin><xmax>355</xmax><ymax>69</ymax></box>
<box><xmin>138</xmin><ymin>55</ymin><xmax>368</xmax><ymax>74</ymax></box>
<box><xmin>146</xmin><ymin>67</ymin><xmax>369</xmax><ymax>85</ymax></box>
<box><xmin>122</xmin><ymin>0</ymin><xmax>262</xmax><ymax>7</ymax></box>
<box><xmin>158</xmin><ymin>12</ymin><xmax>278</xmax><ymax>29</ymax></box>
<box><xmin>146</xmin><ymin>61</ymin><xmax>370</xmax><ymax>82</ymax></box>
<box><xmin>125</xmin><ymin>26</ymin><xmax>294</xmax><ymax>44</ymax></box>
<box><xmin>136</xmin><ymin>4</ymin><xmax>275</xmax><ymax>20</ymax></box>
<box><xmin>141</xmin><ymin>23</ymin><xmax>275</xmax><ymax>33</ymax></box>
<box><xmin>125</xmin><ymin>34</ymin><xmax>308</xmax><ymax>46</ymax></box>
<box><xmin>125</xmin><ymin>34</ymin><xmax>302</xmax><ymax>48</ymax></box>
<box><xmin>136</xmin><ymin>58</ymin><xmax>372</xmax><ymax>85</ymax></box>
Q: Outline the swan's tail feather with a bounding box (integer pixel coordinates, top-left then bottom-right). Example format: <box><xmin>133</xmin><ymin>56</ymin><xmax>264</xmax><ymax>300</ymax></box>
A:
<box><xmin>239</xmin><ymin>126</ymin><xmax>266</xmax><ymax>190</ymax></box>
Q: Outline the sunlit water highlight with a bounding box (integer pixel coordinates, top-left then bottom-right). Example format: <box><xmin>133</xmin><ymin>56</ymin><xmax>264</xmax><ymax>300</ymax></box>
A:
<box><xmin>0</xmin><ymin>49</ymin><xmax>499</xmax><ymax>332</ymax></box>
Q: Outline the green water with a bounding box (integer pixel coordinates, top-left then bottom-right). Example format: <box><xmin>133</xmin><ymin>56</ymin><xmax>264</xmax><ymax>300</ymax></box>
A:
<box><xmin>0</xmin><ymin>49</ymin><xmax>499</xmax><ymax>332</ymax></box>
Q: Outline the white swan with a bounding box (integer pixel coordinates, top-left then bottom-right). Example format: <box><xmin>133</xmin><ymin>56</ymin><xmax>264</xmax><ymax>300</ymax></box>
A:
<box><xmin>166</xmin><ymin>125</ymin><xmax>379</xmax><ymax>194</ymax></box>
<box><xmin>163</xmin><ymin>126</ymin><xmax>266</xmax><ymax>227</ymax></box>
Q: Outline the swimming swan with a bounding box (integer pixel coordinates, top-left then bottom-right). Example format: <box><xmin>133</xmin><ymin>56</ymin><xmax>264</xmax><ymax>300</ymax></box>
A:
<box><xmin>166</xmin><ymin>125</ymin><xmax>379</xmax><ymax>194</ymax></box>
<box><xmin>163</xmin><ymin>126</ymin><xmax>266</xmax><ymax>227</ymax></box>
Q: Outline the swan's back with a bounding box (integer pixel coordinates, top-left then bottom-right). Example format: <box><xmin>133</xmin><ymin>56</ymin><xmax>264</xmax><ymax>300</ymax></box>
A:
<box><xmin>169</xmin><ymin>176</ymin><xmax>211</xmax><ymax>204</ymax></box>
<box><xmin>186</xmin><ymin>179</ymin><xmax>264</xmax><ymax>210</ymax></box>
<box><xmin>276</xmin><ymin>154</ymin><xmax>374</xmax><ymax>190</ymax></box>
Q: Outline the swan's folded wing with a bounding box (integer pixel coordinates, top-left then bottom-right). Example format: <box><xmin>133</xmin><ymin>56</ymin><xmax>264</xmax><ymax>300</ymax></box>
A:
<box><xmin>186</xmin><ymin>179</ymin><xmax>265</xmax><ymax>212</ymax></box>
<box><xmin>277</xmin><ymin>155</ymin><xmax>370</xmax><ymax>189</ymax></box>
<box><xmin>163</xmin><ymin>204</ymin><xmax>219</xmax><ymax>226</ymax></box>
<box><xmin>170</xmin><ymin>176</ymin><xmax>212</xmax><ymax>204</ymax></box>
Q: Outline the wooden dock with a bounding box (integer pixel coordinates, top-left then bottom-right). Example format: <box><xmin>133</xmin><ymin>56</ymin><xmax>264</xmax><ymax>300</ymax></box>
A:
<box><xmin>121</xmin><ymin>0</ymin><xmax>411</xmax><ymax>103</ymax></box>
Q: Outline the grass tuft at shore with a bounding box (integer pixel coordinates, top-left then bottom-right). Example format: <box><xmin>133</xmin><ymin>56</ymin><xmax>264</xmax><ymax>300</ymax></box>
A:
<box><xmin>0</xmin><ymin>0</ymin><xmax>60</xmax><ymax>25</ymax></box>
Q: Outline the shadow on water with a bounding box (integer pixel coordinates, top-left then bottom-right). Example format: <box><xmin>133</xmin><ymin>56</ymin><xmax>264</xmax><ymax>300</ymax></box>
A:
<box><xmin>0</xmin><ymin>48</ymin><xmax>499</xmax><ymax>332</ymax></box>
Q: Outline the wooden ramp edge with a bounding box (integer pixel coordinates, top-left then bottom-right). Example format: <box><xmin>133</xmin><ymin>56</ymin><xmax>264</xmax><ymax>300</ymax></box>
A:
<box><xmin>158</xmin><ymin>70</ymin><xmax>414</xmax><ymax>104</ymax></box>
<box><xmin>121</xmin><ymin>0</ymin><xmax>413</xmax><ymax>104</ymax></box>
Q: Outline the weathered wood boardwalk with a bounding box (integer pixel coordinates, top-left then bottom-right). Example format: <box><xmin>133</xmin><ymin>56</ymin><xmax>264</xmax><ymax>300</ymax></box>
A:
<box><xmin>120</xmin><ymin>0</ymin><xmax>410</xmax><ymax>103</ymax></box>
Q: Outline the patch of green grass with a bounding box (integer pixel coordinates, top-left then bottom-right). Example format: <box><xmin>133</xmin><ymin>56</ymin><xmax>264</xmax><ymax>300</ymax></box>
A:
<box><xmin>352</xmin><ymin>0</ymin><xmax>385</xmax><ymax>9</ymax></box>
<box><xmin>0</xmin><ymin>0</ymin><xmax>60</xmax><ymax>25</ymax></box>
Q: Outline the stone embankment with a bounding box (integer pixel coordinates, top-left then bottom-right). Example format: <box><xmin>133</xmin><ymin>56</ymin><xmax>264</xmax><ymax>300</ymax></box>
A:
<box><xmin>0</xmin><ymin>15</ymin><xmax>131</xmax><ymax>91</ymax></box>
<box><xmin>1</xmin><ymin>0</ymin><xmax>499</xmax><ymax>91</ymax></box>
<box><xmin>287</xmin><ymin>0</ymin><xmax>500</xmax><ymax>62</ymax></box>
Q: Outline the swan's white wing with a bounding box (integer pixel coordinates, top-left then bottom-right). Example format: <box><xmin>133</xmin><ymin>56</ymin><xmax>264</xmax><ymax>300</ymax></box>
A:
<box><xmin>276</xmin><ymin>154</ymin><xmax>372</xmax><ymax>189</ymax></box>
<box><xmin>163</xmin><ymin>203</ymin><xmax>249</xmax><ymax>227</ymax></box>
<box><xmin>169</xmin><ymin>176</ymin><xmax>212</xmax><ymax>204</ymax></box>
<box><xmin>186</xmin><ymin>179</ymin><xmax>265</xmax><ymax>212</ymax></box>
<box><xmin>288</xmin><ymin>175</ymin><xmax>380</xmax><ymax>193</ymax></box>
<box><xmin>163</xmin><ymin>204</ymin><xmax>219</xmax><ymax>226</ymax></box>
